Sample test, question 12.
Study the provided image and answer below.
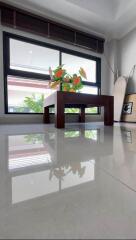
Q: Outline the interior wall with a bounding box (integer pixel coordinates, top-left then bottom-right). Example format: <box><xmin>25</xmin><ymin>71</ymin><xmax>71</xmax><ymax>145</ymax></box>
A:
<box><xmin>0</xmin><ymin>24</ymin><xmax>109</xmax><ymax>124</ymax></box>
<box><xmin>104</xmin><ymin>39</ymin><xmax>119</xmax><ymax>96</ymax></box>
<box><xmin>118</xmin><ymin>27</ymin><xmax>136</xmax><ymax>94</ymax></box>
<box><xmin>103</xmin><ymin>26</ymin><xmax>136</xmax><ymax>97</ymax></box>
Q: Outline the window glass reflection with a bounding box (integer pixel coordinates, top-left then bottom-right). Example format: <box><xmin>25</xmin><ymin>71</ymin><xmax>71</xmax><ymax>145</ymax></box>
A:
<box><xmin>64</xmin><ymin>131</ymin><xmax>80</xmax><ymax>138</ymax></box>
<box><xmin>9</xmin><ymin>134</ymin><xmax>52</xmax><ymax>170</ymax></box>
<box><xmin>85</xmin><ymin>130</ymin><xmax>98</xmax><ymax>141</ymax></box>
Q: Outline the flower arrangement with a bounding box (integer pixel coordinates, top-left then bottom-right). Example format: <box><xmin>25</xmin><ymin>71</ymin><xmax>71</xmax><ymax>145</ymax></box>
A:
<box><xmin>49</xmin><ymin>65</ymin><xmax>87</xmax><ymax>92</ymax></box>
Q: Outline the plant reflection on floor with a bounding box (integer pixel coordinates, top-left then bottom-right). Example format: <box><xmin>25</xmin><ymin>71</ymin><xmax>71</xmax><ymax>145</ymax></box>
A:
<box><xmin>49</xmin><ymin>162</ymin><xmax>86</xmax><ymax>181</ymax></box>
<box><xmin>23</xmin><ymin>131</ymin><xmax>97</xmax><ymax>181</ymax></box>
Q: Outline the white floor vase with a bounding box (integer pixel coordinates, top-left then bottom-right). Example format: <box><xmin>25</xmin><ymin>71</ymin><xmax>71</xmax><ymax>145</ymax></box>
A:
<box><xmin>114</xmin><ymin>76</ymin><xmax>128</xmax><ymax>121</ymax></box>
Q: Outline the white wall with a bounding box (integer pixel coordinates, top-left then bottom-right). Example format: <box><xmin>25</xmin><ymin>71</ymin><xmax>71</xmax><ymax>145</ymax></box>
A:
<box><xmin>0</xmin><ymin>24</ymin><xmax>109</xmax><ymax>124</ymax></box>
<box><xmin>105</xmin><ymin>39</ymin><xmax>119</xmax><ymax>96</ymax></box>
<box><xmin>118</xmin><ymin>27</ymin><xmax>136</xmax><ymax>94</ymax></box>
<box><xmin>102</xmin><ymin>26</ymin><xmax>136</xmax><ymax>97</ymax></box>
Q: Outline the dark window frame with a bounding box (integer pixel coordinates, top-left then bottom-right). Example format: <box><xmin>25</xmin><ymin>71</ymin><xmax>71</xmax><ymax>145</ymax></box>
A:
<box><xmin>3</xmin><ymin>31</ymin><xmax>101</xmax><ymax>115</ymax></box>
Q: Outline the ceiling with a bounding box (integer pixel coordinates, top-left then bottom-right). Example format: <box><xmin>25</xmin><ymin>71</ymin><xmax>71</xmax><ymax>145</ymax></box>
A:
<box><xmin>2</xmin><ymin>0</ymin><xmax>136</xmax><ymax>40</ymax></box>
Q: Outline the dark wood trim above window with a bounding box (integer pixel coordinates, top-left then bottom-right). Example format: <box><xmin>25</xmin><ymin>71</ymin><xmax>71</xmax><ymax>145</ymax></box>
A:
<box><xmin>0</xmin><ymin>2</ymin><xmax>105</xmax><ymax>53</ymax></box>
<box><xmin>16</xmin><ymin>12</ymin><xmax>49</xmax><ymax>37</ymax></box>
<box><xmin>0</xmin><ymin>5</ymin><xmax>14</xmax><ymax>27</ymax></box>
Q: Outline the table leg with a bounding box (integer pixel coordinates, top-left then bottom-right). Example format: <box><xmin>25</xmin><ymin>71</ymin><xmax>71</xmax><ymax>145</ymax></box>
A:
<box><xmin>79</xmin><ymin>107</ymin><xmax>85</xmax><ymax>123</ymax></box>
<box><xmin>43</xmin><ymin>107</ymin><xmax>50</xmax><ymax>123</ymax></box>
<box><xmin>55</xmin><ymin>97</ymin><xmax>65</xmax><ymax>128</ymax></box>
<box><xmin>104</xmin><ymin>99</ymin><xmax>114</xmax><ymax>126</ymax></box>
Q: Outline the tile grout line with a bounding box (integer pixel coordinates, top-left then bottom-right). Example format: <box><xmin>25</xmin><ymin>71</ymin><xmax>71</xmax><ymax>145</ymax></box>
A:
<box><xmin>90</xmin><ymin>161</ymin><xmax>136</xmax><ymax>193</ymax></box>
<box><xmin>102</xmin><ymin>168</ymin><xmax>136</xmax><ymax>193</ymax></box>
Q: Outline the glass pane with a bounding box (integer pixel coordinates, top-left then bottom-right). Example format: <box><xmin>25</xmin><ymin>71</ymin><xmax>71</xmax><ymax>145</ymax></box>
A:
<box><xmin>7</xmin><ymin>76</ymin><xmax>57</xmax><ymax>113</ymax></box>
<box><xmin>50</xmin><ymin>108</ymin><xmax>80</xmax><ymax>114</ymax></box>
<box><xmin>65</xmin><ymin>108</ymin><xmax>79</xmax><ymax>113</ymax></box>
<box><xmin>10</xmin><ymin>39</ymin><xmax>59</xmax><ymax>74</ymax></box>
<box><xmin>80</xmin><ymin>86</ymin><xmax>98</xmax><ymax>94</ymax></box>
<box><xmin>85</xmin><ymin>107</ymin><xmax>98</xmax><ymax>114</ymax></box>
<box><xmin>65</xmin><ymin>107</ymin><xmax>98</xmax><ymax>114</ymax></box>
<box><xmin>62</xmin><ymin>53</ymin><xmax>96</xmax><ymax>83</ymax></box>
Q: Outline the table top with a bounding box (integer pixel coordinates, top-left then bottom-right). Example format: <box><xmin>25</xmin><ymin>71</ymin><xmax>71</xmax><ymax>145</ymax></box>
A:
<box><xmin>44</xmin><ymin>91</ymin><xmax>113</xmax><ymax>108</ymax></box>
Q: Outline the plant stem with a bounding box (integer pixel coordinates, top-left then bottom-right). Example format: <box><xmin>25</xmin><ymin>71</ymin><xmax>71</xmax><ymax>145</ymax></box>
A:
<box><xmin>60</xmin><ymin>82</ymin><xmax>63</xmax><ymax>91</ymax></box>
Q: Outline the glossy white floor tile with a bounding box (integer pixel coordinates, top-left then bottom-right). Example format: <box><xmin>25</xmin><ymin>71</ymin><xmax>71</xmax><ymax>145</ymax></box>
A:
<box><xmin>0</xmin><ymin>123</ymin><xmax>136</xmax><ymax>239</ymax></box>
<box><xmin>90</xmin><ymin>125</ymin><xmax>136</xmax><ymax>191</ymax></box>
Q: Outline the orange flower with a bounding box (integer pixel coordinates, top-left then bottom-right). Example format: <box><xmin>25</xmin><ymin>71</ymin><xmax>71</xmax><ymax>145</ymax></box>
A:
<box><xmin>55</xmin><ymin>69</ymin><xmax>64</xmax><ymax>78</ymax></box>
<box><xmin>73</xmin><ymin>77</ymin><xmax>81</xmax><ymax>85</ymax></box>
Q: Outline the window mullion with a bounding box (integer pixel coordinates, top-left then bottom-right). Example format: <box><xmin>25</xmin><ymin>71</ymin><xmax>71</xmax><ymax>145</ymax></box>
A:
<box><xmin>7</xmin><ymin>69</ymin><xmax>51</xmax><ymax>81</ymax></box>
<box><xmin>59</xmin><ymin>51</ymin><xmax>62</xmax><ymax>65</ymax></box>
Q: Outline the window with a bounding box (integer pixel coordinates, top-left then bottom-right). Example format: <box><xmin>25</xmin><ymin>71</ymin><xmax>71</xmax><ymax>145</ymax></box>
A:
<box><xmin>4</xmin><ymin>32</ymin><xmax>101</xmax><ymax>114</ymax></box>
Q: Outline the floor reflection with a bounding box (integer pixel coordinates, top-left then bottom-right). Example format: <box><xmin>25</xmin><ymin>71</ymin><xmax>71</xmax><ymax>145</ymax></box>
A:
<box><xmin>2</xmin><ymin>124</ymin><xmax>136</xmax><ymax>238</ymax></box>
<box><xmin>6</xmin><ymin>127</ymin><xmax>113</xmax><ymax>204</ymax></box>
<box><xmin>12</xmin><ymin>161</ymin><xmax>94</xmax><ymax>204</ymax></box>
<box><xmin>9</xmin><ymin>134</ymin><xmax>52</xmax><ymax>171</ymax></box>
